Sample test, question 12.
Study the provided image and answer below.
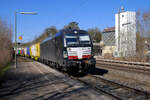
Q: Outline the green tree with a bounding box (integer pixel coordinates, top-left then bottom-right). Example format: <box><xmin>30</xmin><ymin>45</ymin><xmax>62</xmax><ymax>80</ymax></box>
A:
<box><xmin>88</xmin><ymin>27</ymin><xmax>102</xmax><ymax>43</ymax></box>
<box><xmin>64</xmin><ymin>21</ymin><xmax>80</xmax><ymax>30</ymax></box>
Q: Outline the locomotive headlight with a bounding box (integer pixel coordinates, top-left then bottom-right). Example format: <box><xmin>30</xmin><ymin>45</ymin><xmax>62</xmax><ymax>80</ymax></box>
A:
<box><xmin>68</xmin><ymin>48</ymin><xmax>71</xmax><ymax>51</ymax></box>
<box><xmin>63</xmin><ymin>51</ymin><xmax>68</xmax><ymax>58</ymax></box>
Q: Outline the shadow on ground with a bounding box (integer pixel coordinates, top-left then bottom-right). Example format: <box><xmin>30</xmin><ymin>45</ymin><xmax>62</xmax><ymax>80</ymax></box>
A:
<box><xmin>0</xmin><ymin>57</ymin><xmax>108</xmax><ymax>100</ymax></box>
<box><xmin>68</xmin><ymin>67</ymin><xmax>108</xmax><ymax>78</ymax></box>
<box><xmin>88</xmin><ymin>67</ymin><xmax>108</xmax><ymax>76</ymax></box>
<box><xmin>0</xmin><ymin>62</ymin><xmax>103</xmax><ymax>100</ymax></box>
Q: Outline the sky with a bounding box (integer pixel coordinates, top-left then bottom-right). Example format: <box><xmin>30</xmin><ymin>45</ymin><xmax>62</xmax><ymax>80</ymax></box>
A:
<box><xmin>0</xmin><ymin>0</ymin><xmax>150</xmax><ymax>42</ymax></box>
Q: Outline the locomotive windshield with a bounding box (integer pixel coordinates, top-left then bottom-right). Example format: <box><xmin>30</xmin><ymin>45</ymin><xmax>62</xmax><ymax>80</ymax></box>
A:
<box><xmin>65</xmin><ymin>33</ymin><xmax>79</xmax><ymax>46</ymax></box>
<box><xmin>79</xmin><ymin>33</ymin><xmax>91</xmax><ymax>45</ymax></box>
<box><xmin>65</xmin><ymin>33</ymin><xmax>91</xmax><ymax>47</ymax></box>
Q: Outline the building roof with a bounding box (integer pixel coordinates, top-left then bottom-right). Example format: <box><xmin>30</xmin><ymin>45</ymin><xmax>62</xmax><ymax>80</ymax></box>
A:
<box><xmin>103</xmin><ymin>27</ymin><xmax>115</xmax><ymax>33</ymax></box>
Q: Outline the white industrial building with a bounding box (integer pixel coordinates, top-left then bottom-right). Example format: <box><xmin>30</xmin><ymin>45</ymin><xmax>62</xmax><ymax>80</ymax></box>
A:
<box><xmin>114</xmin><ymin>11</ymin><xmax>136</xmax><ymax>57</ymax></box>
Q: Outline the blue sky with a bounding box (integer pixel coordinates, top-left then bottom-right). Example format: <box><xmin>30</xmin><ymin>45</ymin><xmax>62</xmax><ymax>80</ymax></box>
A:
<box><xmin>0</xmin><ymin>0</ymin><xmax>150</xmax><ymax>42</ymax></box>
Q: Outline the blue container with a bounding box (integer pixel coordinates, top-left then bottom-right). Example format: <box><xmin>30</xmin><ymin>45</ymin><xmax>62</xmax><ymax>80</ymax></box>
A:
<box><xmin>27</xmin><ymin>47</ymin><xmax>30</xmax><ymax>56</ymax></box>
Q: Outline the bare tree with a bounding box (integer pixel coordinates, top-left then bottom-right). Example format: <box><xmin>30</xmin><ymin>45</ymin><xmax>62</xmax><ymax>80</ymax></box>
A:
<box><xmin>135</xmin><ymin>10</ymin><xmax>150</xmax><ymax>61</ymax></box>
<box><xmin>34</xmin><ymin>25</ymin><xmax>58</xmax><ymax>43</ymax></box>
<box><xmin>63</xmin><ymin>22</ymin><xmax>80</xmax><ymax>30</ymax></box>
<box><xmin>44</xmin><ymin>26</ymin><xmax>58</xmax><ymax>36</ymax></box>
<box><xmin>88</xmin><ymin>27</ymin><xmax>102</xmax><ymax>43</ymax></box>
<box><xmin>0</xmin><ymin>18</ymin><xmax>12</xmax><ymax>69</ymax></box>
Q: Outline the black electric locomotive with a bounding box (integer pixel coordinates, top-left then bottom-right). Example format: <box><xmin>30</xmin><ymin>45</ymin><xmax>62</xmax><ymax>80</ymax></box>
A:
<box><xmin>40</xmin><ymin>29</ymin><xmax>96</xmax><ymax>73</ymax></box>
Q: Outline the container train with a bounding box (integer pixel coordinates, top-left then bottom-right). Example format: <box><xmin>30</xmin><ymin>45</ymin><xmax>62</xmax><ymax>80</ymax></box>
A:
<box><xmin>17</xmin><ymin>29</ymin><xmax>96</xmax><ymax>73</ymax></box>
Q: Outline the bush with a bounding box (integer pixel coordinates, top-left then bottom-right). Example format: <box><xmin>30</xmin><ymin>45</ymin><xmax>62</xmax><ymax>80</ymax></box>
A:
<box><xmin>0</xmin><ymin>18</ymin><xmax>12</xmax><ymax>70</ymax></box>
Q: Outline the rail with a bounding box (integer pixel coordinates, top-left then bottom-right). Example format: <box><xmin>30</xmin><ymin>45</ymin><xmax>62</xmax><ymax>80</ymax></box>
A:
<box><xmin>70</xmin><ymin>74</ymin><xmax>150</xmax><ymax>100</ymax></box>
<box><xmin>96</xmin><ymin>57</ymin><xmax>150</xmax><ymax>67</ymax></box>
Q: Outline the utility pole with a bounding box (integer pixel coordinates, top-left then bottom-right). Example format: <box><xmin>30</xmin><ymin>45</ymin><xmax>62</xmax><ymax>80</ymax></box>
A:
<box><xmin>14</xmin><ymin>12</ymin><xmax>17</xmax><ymax>68</ymax></box>
<box><xmin>118</xmin><ymin>8</ymin><xmax>121</xmax><ymax>57</ymax></box>
<box><xmin>14</xmin><ymin>11</ymin><xmax>37</xmax><ymax>68</ymax></box>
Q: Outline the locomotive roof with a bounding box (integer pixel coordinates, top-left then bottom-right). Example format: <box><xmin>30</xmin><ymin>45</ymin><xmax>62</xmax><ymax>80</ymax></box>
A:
<box><xmin>41</xmin><ymin>29</ymin><xmax>88</xmax><ymax>44</ymax></box>
<box><xmin>61</xmin><ymin>29</ymin><xmax>87</xmax><ymax>34</ymax></box>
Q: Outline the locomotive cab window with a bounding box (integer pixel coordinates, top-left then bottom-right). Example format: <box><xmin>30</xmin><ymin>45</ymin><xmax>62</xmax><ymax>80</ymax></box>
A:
<box><xmin>64</xmin><ymin>32</ymin><xmax>91</xmax><ymax>47</ymax></box>
<box><xmin>79</xmin><ymin>33</ymin><xmax>91</xmax><ymax>45</ymax></box>
<box><xmin>65</xmin><ymin>33</ymin><xmax>79</xmax><ymax>46</ymax></box>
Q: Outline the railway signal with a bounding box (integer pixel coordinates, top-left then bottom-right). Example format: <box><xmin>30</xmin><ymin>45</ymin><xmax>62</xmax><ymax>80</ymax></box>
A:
<box><xmin>19</xmin><ymin>36</ymin><xmax>22</xmax><ymax>40</ymax></box>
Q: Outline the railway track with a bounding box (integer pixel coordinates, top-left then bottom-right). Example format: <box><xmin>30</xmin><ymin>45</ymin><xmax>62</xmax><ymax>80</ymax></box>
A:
<box><xmin>20</xmin><ymin>57</ymin><xmax>150</xmax><ymax>100</ymax></box>
<box><xmin>72</xmin><ymin>74</ymin><xmax>150</xmax><ymax>100</ymax></box>
<box><xmin>96</xmin><ymin>57</ymin><xmax>150</xmax><ymax>67</ymax></box>
<box><xmin>96</xmin><ymin>58</ymin><xmax>150</xmax><ymax>74</ymax></box>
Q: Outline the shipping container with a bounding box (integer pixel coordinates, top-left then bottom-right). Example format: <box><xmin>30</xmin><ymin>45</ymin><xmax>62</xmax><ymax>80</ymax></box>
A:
<box><xmin>35</xmin><ymin>42</ymin><xmax>40</xmax><ymax>60</ymax></box>
<box><xmin>31</xmin><ymin>44</ymin><xmax>35</xmax><ymax>59</ymax></box>
<box><xmin>27</xmin><ymin>47</ymin><xmax>30</xmax><ymax>57</ymax></box>
<box><xmin>30</xmin><ymin>46</ymin><xmax>32</xmax><ymax>58</ymax></box>
<box><xmin>24</xmin><ymin>48</ymin><xmax>27</xmax><ymax>56</ymax></box>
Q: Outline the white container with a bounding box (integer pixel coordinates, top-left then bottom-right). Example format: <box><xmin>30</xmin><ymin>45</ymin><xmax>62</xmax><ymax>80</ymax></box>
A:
<box><xmin>31</xmin><ymin>44</ymin><xmax>36</xmax><ymax>57</ymax></box>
